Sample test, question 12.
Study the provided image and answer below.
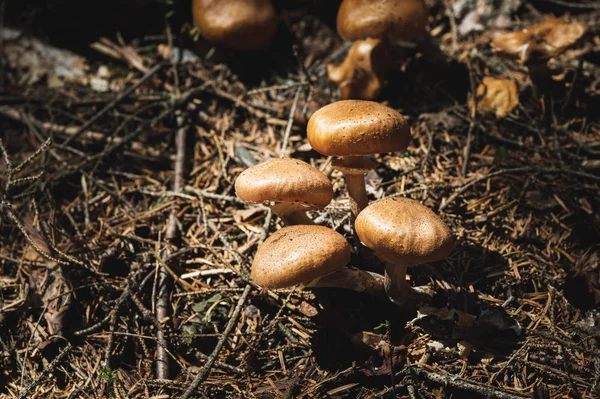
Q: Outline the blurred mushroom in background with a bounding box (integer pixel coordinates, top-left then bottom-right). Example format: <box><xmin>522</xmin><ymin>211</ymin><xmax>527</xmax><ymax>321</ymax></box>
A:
<box><xmin>327</xmin><ymin>0</ymin><xmax>433</xmax><ymax>100</ymax></box>
<box><xmin>191</xmin><ymin>0</ymin><xmax>277</xmax><ymax>51</ymax></box>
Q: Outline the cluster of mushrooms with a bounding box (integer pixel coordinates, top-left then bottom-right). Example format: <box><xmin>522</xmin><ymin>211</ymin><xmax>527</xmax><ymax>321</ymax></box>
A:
<box><xmin>191</xmin><ymin>0</ymin><xmax>456</xmax><ymax>307</ymax></box>
<box><xmin>192</xmin><ymin>0</ymin><xmax>433</xmax><ymax>100</ymax></box>
<box><xmin>235</xmin><ymin>100</ymin><xmax>456</xmax><ymax>308</ymax></box>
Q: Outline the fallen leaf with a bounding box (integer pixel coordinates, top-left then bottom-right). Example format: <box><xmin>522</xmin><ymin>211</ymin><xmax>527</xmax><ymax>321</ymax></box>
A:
<box><xmin>28</xmin><ymin>266</ymin><xmax>73</xmax><ymax>338</ymax></box>
<box><xmin>491</xmin><ymin>17</ymin><xmax>588</xmax><ymax>62</ymax></box>
<box><xmin>470</xmin><ymin>77</ymin><xmax>519</xmax><ymax>119</ymax></box>
<box><xmin>540</xmin><ymin>22</ymin><xmax>588</xmax><ymax>57</ymax></box>
<box><xmin>2</xmin><ymin>28</ymin><xmax>89</xmax><ymax>87</ymax></box>
<box><xmin>526</xmin><ymin>17</ymin><xmax>564</xmax><ymax>36</ymax></box>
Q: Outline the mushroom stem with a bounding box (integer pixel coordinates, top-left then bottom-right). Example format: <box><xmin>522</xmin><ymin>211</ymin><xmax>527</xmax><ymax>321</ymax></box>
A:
<box><xmin>270</xmin><ymin>202</ymin><xmax>315</xmax><ymax>225</ymax></box>
<box><xmin>342</xmin><ymin>156</ymin><xmax>369</xmax><ymax>217</ymax></box>
<box><xmin>382</xmin><ymin>260</ymin><xmax>434</xmax><ymax>308</ymax></box>
<box><xmin>303</xmin><ymin>267</ymin><xmax>386</xmax><ymax>299</ymax></box>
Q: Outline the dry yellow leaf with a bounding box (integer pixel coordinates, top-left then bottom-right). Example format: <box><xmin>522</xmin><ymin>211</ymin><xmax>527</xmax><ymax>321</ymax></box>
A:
<box><xmin>526</xmin><ymin>17</ymin><xmax>564</xmax><ymax>36</ymax></box>
<box><xmin>541</xmin><ymin>22</ymin><xmax>589</xmax><ymax>56</ymax></box>
<box><xmin>491</xmin><ymin>17</ymin><xmax>588</xmax><ymax>62</ymax></box>
<box><xmin>471</xmin><ymin>77</ymin><xmax>519</xmax><ymax>119</ymax></box>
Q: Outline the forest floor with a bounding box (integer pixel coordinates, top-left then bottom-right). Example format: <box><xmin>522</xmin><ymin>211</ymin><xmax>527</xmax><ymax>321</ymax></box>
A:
<box><xmin>1</xmin><ymin>0</ymin><xmax>600</xmax><ymax>398</ymax></box>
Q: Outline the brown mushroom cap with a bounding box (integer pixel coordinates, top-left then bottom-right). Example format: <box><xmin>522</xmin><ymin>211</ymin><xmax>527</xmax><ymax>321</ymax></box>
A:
<box><xmin>337</xmin><ymin>0</ymin><xmax>429</xmax><ymax>42</ymax></box>
<box><xmin>251</xmin><ymin>225</ymin><xmax>351</xmax><ymax>288</ymax></box>
<box><xmin>234</xmin><ymin>158</ymin><xmax>333</xmax><ymax>208</ymax></box>
<box><xmin>355</xmin><ymin>197</ymin><xmax>455</xmax><ymax>266</ymax></box>
<box><xmin>307</xmin><ymin>100</ymin><xmax>411</xmax><ymax>157</ymax></box>
<box><xmin>192</xmin><ymin>0</ymin><xmax>277</xmax><ymax>51</ymax></box>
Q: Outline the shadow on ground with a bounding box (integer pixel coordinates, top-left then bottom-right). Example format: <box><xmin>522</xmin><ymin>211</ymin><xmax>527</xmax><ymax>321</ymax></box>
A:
<box><xmin>305</xmin><ymin>242</ymin><xmax>521</xmax><ymax>377</ymax></box>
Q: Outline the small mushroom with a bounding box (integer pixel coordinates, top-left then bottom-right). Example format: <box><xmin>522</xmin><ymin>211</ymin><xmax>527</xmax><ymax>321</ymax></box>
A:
<box><xmin>252</xmin><ymin>225</ymin><xmax>385</xmax><ymax>297</ymax></box>
<box><xmin>336</xmin><ymin>0</ymin><xmax>429</xmax><ymax>45</ymax></box>
<box><xmin>355</xmin><ymin>197</ymin><xmax>455</xmax><ymax>307</ymax></box>
<box><xmin>329</xmin><ymin>0</ymin><xmax>431</xmax><ymax>99</ymax></box>
<box><xmin>234</xmin><ymin>158</ymin><xmax>333</xmax><ymax>225</ymax></box>
<box><xmin>327</xmin><ymin>38</ymin><xmax>390</xmax><ymax>100</ymax></box>
<box><xmin>307</xmin><ymin>100</ymin><xmax>411</xmax><ymax>217</ymax></box>
<box><xmin>192</xmin><ymin>0</ymin><xmax>277</xmax><ymax>51</ymax></box>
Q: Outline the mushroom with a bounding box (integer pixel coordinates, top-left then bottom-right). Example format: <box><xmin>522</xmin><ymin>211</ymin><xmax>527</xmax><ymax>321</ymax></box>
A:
<box><xmin>307</xmin><ymin>100</ymin><xmax>411</xmax><ymax>218</ymax></box>
<box><xmin>192</xmin><ymin>0</ymin><xmax>277</xmax><ymax>51</ymax></box>
<box><xmin>328</xmin><ymin>0</ymin><xmax>431</xmax><ymax>99</ymax></box>
<box><xmin>327</xmin><ymin>38</ymin><xmax>391</xmax><ymax>101</ymax></box>
<box><xmin>252</xmin><ymin>225</ymin><xmax>385</xmax><ymax>298</ymax></box>
<box><xmin>355</xmin><ymin>197</ymin><xmax>455</xmax><ymax>307</ymax></box>
<box><xmin>234</xmin><ymin>158</ymin><xmax>333</xmax><ymax>225</ymax></box>
<box><xmin>336</xmin><ymin>0</ymin><xmax>429</xmax><ymax>45</ymax></box>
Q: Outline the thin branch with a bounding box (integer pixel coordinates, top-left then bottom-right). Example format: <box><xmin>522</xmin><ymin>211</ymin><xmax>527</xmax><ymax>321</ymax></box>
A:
<box><xmin>376</xmin><ymin>366</ymin><xmax>529</xmax><ymax>399</ymax></box>
<box><xmin>178</xmin><ymin>284</ymin><xmax>252</xmax><ymax>399</ymax></box>
<box><xmin>18</xmin><ymin>342</ymin><xmax>72</xmax><ymax>399</ymax></box>
<box><xmin>411</xmin><ymin>367</ymin><xmax>528</xmax><ymax>399</ymax></box>
<box><xmin>462</xmin><ymin>61</ymin><xmax>477</xmax><ymax>178</ymax></box>
<box><xmin>103</xmin><ymin>303</ymin><xmax>120</xmax><ymax>370</ymax></box>
<box><xmin>280</xmin><ymin>87</ymin><xmax>302</xmax><ymax>157</ymax></box>
<box><xmin>156</xmin><ymin>118</ymin><xmax>190</xmax><ymax>379</ymax></box>
<box><xmin>444</xmin><ymin>0</ymin><xmax>458</xmax><ymax>53</ymax></box>
<box><xmin>11</xmin><ymin>137</ymin><xmax>52</xmax><ymax>176</ymax></box>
